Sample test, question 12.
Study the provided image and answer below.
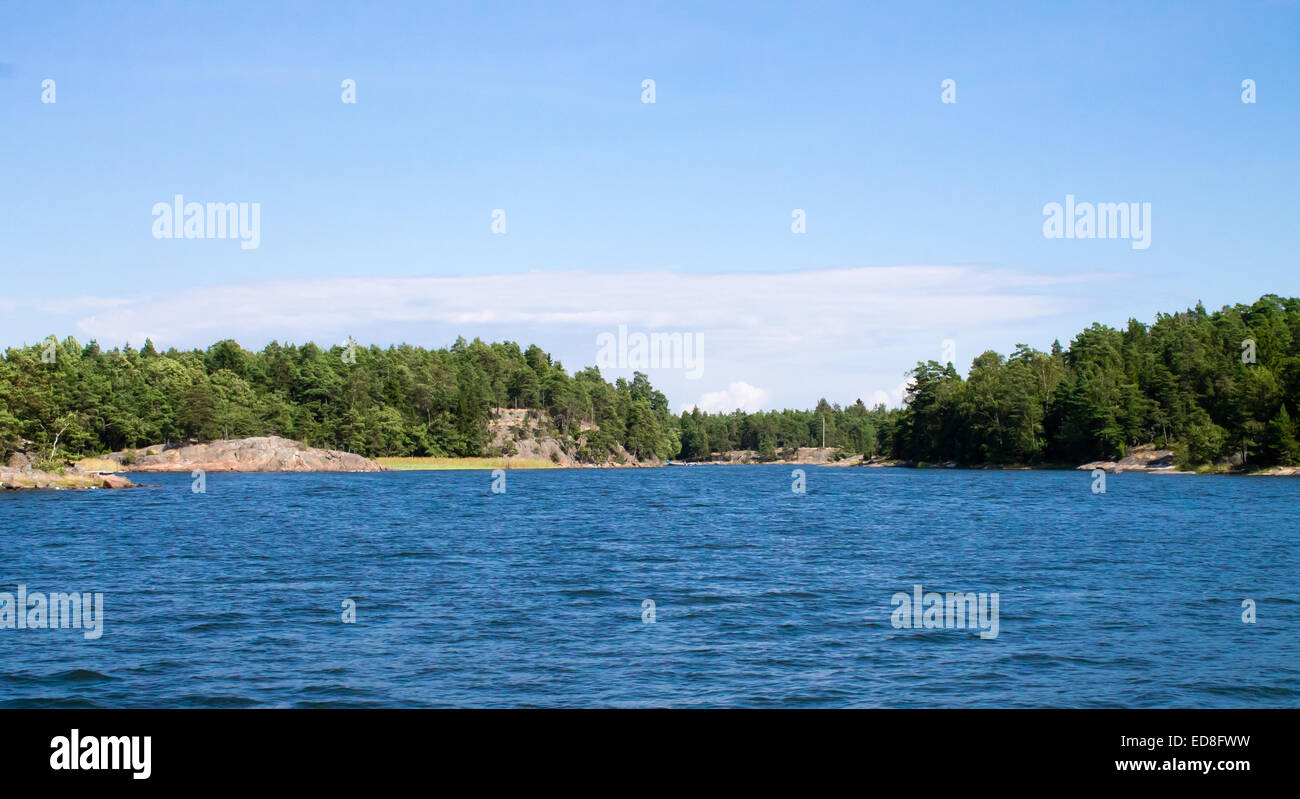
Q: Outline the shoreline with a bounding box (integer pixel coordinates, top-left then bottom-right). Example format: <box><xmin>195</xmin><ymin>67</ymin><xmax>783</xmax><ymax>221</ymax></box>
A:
<box><xmin>9</xmin><ymin>436</ymin><xmax>1295</xmax><ymax>485</ymax></box>
<box><xmin>104</xmin><ymin>459</ymin><xmax>1294</xmax><ymax>476</ymax></box>
<box><xmin>6</xmin><ymin>460</ymin><xmax>1289</xmax><ymax>487</ymax></box>
<box><xmin>0</xmin><ymin>466</ymin><xmax>138</xmax><ymax>491</ymax></box>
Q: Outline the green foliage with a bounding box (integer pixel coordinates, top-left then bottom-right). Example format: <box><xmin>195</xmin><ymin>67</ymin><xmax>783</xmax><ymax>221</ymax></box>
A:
<box><xmin>674</xmin><ymin>394</ymin><xmax>887</xmax><ymax>462</ymax></box>
<box><xmin>676</xmin><ymin>296</ymin><xmax>1300</xmax><ymax>469</ymax></box>
<box><xmin>578</xmin><ymin>425</ymin><xmax>619</xmax><ymax>462</ymax></box>
<box><xmin>1265</xmin><ymin>405</ymin><xmax>1299</xmax><ymax>465</ymax></box>
<box><xmin>4</xmin><ymin>295</ymin><xmax>1294</xmax><ymax>470</ymax></box>
<box><xmin>0</xmin><ymin>337</ymin><xmax>677</xmax><ymax>464</ymax></box>
<box><xmin>884</xmin><ymin>295</ymin><xmax>1299</xmax><ymax>467</ymax></box>
<box><xmin>1180</xmin><ymin>407</ymin><xmax>1229</xmax><ymax>466</ymax></box>
<box><xmin>31</xmin><ymin>457</ymin><xmax>66</xmax><ymax>474</ymax></box>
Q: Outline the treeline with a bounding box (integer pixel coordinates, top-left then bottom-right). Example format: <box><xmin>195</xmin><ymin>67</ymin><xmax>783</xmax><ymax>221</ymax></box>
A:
<box><xmin>678</xmin><ymin>295</ymin><xmax>1300</xmax><ymax>468</ymax></box>
<box><xmin>676</xmin><ymin>401</ymin><xmax>889</xmax><ymax>461</ymax></box>
<box><xmin>3</xmin><ymin>295</ymin><xmax>1297</xmax><ymax>469</ymax></box>
<box><xmin>0</xmin><ymin>337</ymin><xmax>678</xmax><ymax>462</ymax></box>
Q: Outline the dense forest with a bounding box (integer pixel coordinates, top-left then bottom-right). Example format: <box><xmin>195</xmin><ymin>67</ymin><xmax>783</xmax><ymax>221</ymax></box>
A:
<box><xmin>1</xmin><ymin>295</ymin><xmax>1297</xmax><ymax>470</ymax></box>
<box><xmin>0</xmin><ymin>336</ymin><xmax>679</xmax><ymax>464</ymax></box>
<box><xmin>679</xmin><ymin>294</ymin><xmax>1300</xmax><ymax>469</ymax></box>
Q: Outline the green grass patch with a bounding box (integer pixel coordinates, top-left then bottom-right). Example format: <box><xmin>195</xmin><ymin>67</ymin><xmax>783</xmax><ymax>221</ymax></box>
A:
<box><xmin>376</xmin><ymin>456</ymin><xmax>561</xmax><ymax>471</ymax></box>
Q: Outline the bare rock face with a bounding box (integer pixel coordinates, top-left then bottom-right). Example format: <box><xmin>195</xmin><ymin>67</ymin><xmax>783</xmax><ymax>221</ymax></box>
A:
<box><xmin>1078</xmin><ymin>444</ymin><xmax>1177</xmax><ymax>474</ymax></box>
<box><xmin>486</xmin><ymin>408</ymin><xmax>659</xmax><ymax>467</ymax></box>
<box><xmin>109</xmin><ymin>437</ymin><xmax>384</xmax><ymax>473</ymax></box>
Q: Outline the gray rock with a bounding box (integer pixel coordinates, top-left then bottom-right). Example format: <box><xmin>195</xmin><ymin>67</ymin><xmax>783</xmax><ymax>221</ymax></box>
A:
<box><xmin>110</xmin><ymin>437</ymin><xmax>384</xmax><ymax>473</ymax></box>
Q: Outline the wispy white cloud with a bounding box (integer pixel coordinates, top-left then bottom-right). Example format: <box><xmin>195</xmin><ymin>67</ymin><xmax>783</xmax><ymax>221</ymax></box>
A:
<box><xmin>65</xmin><ymin>266</ymin><xmax>1092</xmax><ymax>351</ymax></box>
<box><xmin>684</xmin><ymin>382</ymin><xmax>771</xmax><ymax>414</ymax></box>
<box><xmin>4</xmin><ymin>264</ymin><xmax>1106</xmax><ymax>411</ymax></box>
<box><xmin>868</xmin><ymin>379</ymin><xmax>914</xmax><ymax>410</ymax></box>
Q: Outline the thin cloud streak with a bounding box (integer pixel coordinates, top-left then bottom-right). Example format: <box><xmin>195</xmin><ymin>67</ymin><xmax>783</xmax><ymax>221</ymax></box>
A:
<box><xmin>68</xmin><ymin>266</ymin><xmax>1096</xmax><ymax>351</ymax></box>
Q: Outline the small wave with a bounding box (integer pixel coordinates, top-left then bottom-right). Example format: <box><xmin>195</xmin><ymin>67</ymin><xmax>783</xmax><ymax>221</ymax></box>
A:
<box><xmin>50</xmin><ymin>668</ymin><xmax>117</xmax><ymax>683</ymax></box>
<box><xmin>177</xmin><ymin>694</ymin><xmax>261</xmax><ymax>707</ymax></box>
<box><xmin>1</xmin><ymin>696</ymin><xmax>102</xmax><ymax>709</ymax></box>
<box><xmin>1192</xmin><ymin>681</ymin><xmax>1300</xmax><ymax>699</ymax></box>
<box><xmin>556</xmin><ymin>588</ymin><xmax>615</xmax><ymax>598</ymax></box>
<box><xmin>758</xmin><ymin>589</ymin><xmax>823</xmax><ymax>599</ymax></box>
<box><xmin>182</xmin><ymin>622</ymin><xmax>229</xmax><ymax>632</ymax></box>
<box><xmin>998</xmin><ymin>652</ymin><xmax>1067</xmax><ymax>667</ymax></box>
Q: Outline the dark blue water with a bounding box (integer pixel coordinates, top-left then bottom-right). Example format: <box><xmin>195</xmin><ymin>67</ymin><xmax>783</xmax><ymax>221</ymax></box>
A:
<box><xmin>1</xmin><ymin>467</ymin><xmax>1296</xmax><ymax>707</ymax></box>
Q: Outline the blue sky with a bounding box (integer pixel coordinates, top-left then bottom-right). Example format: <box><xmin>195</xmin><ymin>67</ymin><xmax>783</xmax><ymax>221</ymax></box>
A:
<box><xmin>1</xmin><ymin>0</ymin><xmax>1297</xmax><ymax>411</ymax></box>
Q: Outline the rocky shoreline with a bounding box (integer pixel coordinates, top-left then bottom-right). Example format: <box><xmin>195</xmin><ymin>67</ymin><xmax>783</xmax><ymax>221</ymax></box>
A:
<box><xmin>0</xmin><ymin>464</ymin><xmax>137</xmax><ymax>491</ymax></box>
<box><xmin>1</xmin><ymin>437</ymin><xmax>382</xmax><ymax>490</ymax></box>
<box><xmin>669</xmin><ymin>444</ymin><xmax>1298</xmax><ymax>475</ymax></box>
<box><xmin>6</xmin><ymin>437</ymin><xmax>1295</xmax><ymax>489</ymax></box>
<box><xmin>1077</xmin><ymin>444</ymin><xmax>1299</xmax><ymax>476</ymax></box>
<box><xmin>105</xmin><ymin>437</ymin><xmax>385</xmax><ymax>473</ymax></box>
